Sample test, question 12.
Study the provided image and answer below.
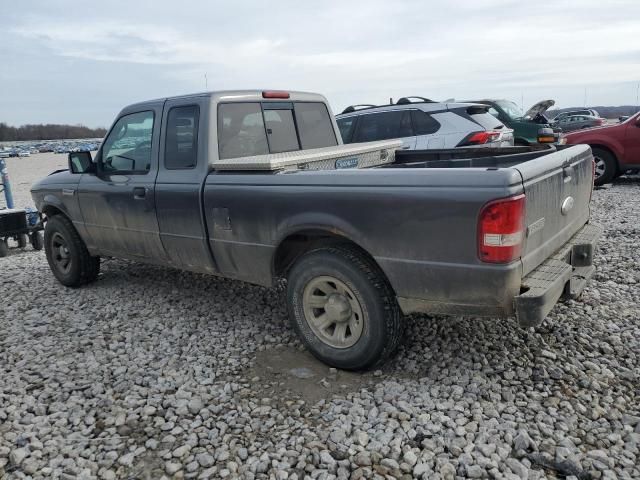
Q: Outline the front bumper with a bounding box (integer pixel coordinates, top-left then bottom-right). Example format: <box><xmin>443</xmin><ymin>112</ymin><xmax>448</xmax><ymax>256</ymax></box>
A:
<box><xmin>514</xmin><ymin>223</ymin><xmax>602</xmax><ymax>327</ymax></box>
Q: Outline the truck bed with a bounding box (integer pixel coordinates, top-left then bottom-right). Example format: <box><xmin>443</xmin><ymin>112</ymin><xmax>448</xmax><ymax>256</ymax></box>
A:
<box><xmin>203</xmin><ymin>144</ymin><xmax>595</xmax><ymax>321</ymax></box>
<box><xmin>386</xmin><ymin>145</ymin><xmax>559</xmax><ymax>169</ymax></box>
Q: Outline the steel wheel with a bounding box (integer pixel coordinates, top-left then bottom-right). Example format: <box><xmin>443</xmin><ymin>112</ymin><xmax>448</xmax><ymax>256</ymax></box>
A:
<box><xmin>302</xmin><ymin>275</ymin><xmax>364</xmax><ymax>349</ymax></box>
<box><xmin>594</xmin><ymin>155</ymin><xmax>606</xmax><ymax>180</ymax></box>
<box><xmin>51</xmin><ymin>232</ymin><xmax>72</xmax><ymax>274</ymax></box>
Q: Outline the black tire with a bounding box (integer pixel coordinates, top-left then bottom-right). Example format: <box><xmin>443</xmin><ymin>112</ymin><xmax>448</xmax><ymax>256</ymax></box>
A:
<box><xmin>592</xmin><ymin>147</ymin><xmax>617</xmax><ymax>186</ymax></box>
<box><xmin>17</xmin><ymin>234</ymin><xmax>28</xmax><ymax>249</ymax></box>
<box><xmin>31</xmin><ymin>231</ymin><xmax>44</xmax><ymax>251</ymax></box>
<box><xmin>44</xmin><ymin>215</ymin><xmax>100</xmax><ymax>287</ymax></box>
<box><xmin>287</xmin><ymin>245</ymin><xmax>403</xmax><ymax>370</ymax></box>
<box><xmin>0</xmin><ymin>239</ymin><xmax>8</xmax><ymax>258</ymax></box>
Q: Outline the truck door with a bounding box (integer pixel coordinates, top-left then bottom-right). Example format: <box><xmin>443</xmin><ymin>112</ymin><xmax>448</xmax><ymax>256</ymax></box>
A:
<box><xmin>77</xmin><ymin>103</ymin><xmax>167</xmax><ymax>261</ymax></box>
<box><xmin>155</xmin><ymin>96</ymin><xmax>216</xmax><ymax>273</ymax></box>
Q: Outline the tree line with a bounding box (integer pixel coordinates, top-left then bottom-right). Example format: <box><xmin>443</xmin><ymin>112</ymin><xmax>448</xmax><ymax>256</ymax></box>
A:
<box><xmin>0</xmin><ymin>122</ymin><xmax>106</xmax><ymax>141</ymax></box>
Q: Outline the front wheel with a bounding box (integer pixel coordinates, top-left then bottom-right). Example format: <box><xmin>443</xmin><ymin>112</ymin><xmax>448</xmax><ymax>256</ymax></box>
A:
<box><xmin>44</xmin><ymin>215</ymin><xmax>100</xmax><ymax>287</ymax></box>
<box><xmin>286</xmin><ymin>246</ymin><xmax>403</xmax><ymax>370</ymax></box>
<box><xmin>592</xmin><ymin>147</ymin><xmax>617</xmax><ymax>186</ymax></box>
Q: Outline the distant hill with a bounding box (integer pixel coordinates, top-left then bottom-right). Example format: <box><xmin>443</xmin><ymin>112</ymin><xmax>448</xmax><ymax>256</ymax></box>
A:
<box><xmin>0</xmin><ymin>123</ymin><xmax>107</xmax><ymax>141</ymax></box>
<box><xmin>547</xmin><ymin>105</ymin><xmax>639</xmax><ymax>119</ymax></box>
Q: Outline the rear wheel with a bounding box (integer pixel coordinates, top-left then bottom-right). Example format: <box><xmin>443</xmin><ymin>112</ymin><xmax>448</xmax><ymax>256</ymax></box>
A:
<box><xmin>17</xmin><ymin>234</ymin><xmax>28</xmax><ymax>249</ymax></box>
<box><xmin>592</xmin><ymin>147</ymin><xmax>617</xmax><ymax>186</ymax></box>
<box><xmin>44</xmin><ymin>215</ymin><xmax>100</xmax><ymax>287</ymax></box>
<box><xmin>286</xmin><ymin>245</ymin><xmax>403</xmax><ymax>370</ymax></box>
<box><xmin>0</xmin><ymin>239</ymin><xmax>8</xmax><ymax>258</ymax></box>
<box><xmin>30</xmin><ymin>231</ymin><xmax>44</xmax><ymax>251</ymax></box>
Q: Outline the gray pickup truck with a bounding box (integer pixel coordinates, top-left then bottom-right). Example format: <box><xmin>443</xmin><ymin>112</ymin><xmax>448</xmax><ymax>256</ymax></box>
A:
<box><xmin>31</xmin><ymin>90</ymin><xmax>601</xmax><ymax>370</ymax></box>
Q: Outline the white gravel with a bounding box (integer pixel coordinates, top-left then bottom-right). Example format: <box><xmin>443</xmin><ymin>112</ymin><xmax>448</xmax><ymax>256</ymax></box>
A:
<box><xmin>1</xmin><ymin>154</ymin><xmax>639</xmax><ymax>479</ymax></box>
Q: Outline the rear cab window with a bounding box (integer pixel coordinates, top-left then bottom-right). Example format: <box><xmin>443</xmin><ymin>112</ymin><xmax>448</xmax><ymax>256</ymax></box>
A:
<box><xmin>217</xmin><ymin>101</ymin><xmax>337</xmax><ymax>160</ymax></box>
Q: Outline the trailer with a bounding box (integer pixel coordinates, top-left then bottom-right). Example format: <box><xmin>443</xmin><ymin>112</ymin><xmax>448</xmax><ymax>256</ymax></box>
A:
<box><xmin>0</xmin><ymin>158</ymin><xmax>44</xmax><ymax>257</ymax></box>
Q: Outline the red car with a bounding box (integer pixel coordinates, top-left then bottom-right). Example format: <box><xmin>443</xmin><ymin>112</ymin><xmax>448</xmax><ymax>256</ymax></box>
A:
<box><xmin>563</xmin><ymin>111</ymin><xmax>640</xmax><ymax>185</ymax></box>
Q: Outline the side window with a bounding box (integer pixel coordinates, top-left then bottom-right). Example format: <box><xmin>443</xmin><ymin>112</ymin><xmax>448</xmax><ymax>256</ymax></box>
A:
<box><xmin>165</xmin><ymin>105</ymin><xmax>199</xmax><ymax>169</ymax></box>
<box><xmin>337</xmin><ymin>117</ymin><xmax>357</xmax><ymax>143</ymax></box>
<box><xmin>398</xmin><ymin>111</ymin><xmax>413</xmax><ymax>137</ymax></box>
<box><xmin>101</xmin><ymin>111</ymin><xmax>154</xmax><ymax>173</ymax></box>
<box><xmin>353</xmin><ymin>111</ymin><xmax>411</xmax><ymax>142</ymax></box>
<box><xmin>294</xmin><ymin>102</ymin><xmax>337</xmax><ymax>149</ymax></box>
<box><xmin>218</xmin><ymin>103</ymin><xmax>269</xmax><ymax>160</ymax></box>
<box><xmin>410</xmin><ymin>110</ymin><xmax>440</xmax><ymax>135</ymax></box>
<box><xmin>263</xmin><ymin>109</ymin><xmax>299</xmax><ymax>153</ymax></box>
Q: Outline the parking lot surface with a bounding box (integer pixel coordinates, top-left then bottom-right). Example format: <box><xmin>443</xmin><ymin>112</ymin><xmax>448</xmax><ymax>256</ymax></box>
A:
<box><xmin>1</xmin><ymin>154</ymin><xmax>639</xmax><ymax>479</ymax></box>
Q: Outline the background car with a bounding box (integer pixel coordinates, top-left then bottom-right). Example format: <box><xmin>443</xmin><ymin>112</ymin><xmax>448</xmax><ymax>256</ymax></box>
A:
<box><xmin>336</xmin><ymin>97</ymin><xmax>514</xmax><ymax>149</ymax></box>
<box><xmin>563</xmin><ymin>111</ymin><xmax>640</xmax><ymax>185</ymax></box>
<box><xmin>554</xmin><ymin>114</ymin><xmax>605</xmax><ymax>132</ymax></box>
<box><xmin>463</xmin><ymin>99</ymin><xmax>558</xmax><ymax>145</ymax></box>
<box><xmin>553</xmin><ymin>109</ymin><xmax>600</xmax><ymax>121</ymax></box>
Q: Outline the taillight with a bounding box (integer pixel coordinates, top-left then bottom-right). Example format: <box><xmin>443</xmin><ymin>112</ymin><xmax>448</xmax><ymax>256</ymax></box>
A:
<box><xmin>262</xmin><ymin>90</ymin><xmax>290</xmax><ymax>99</ymax></box>
<box><xmin>478</xmin><ymin>194</ymin><xmax>526</xmax><ymax>263</ymax></box>
<box><xmin>458</xmin><ymin>131</ymin><xmax>500</xmax><ymax>146</ymax></box>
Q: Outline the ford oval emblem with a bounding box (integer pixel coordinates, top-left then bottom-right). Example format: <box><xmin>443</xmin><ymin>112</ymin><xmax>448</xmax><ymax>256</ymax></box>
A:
<box><xmin>561</xmin><ymin>196</ymin><xmax>574</xmax><ymax>215</ymax></box>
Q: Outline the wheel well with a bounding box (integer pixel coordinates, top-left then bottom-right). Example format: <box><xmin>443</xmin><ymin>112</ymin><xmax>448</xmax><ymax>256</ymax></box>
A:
<box><xmin>273</xmin><ymin>230</ymin><xmax>385</xmax><ymax>281</ymax></box>
<box><xmin>41</xmin><ymin>205</ymin><xmax>64</xmax><ymax>219</ymax></box>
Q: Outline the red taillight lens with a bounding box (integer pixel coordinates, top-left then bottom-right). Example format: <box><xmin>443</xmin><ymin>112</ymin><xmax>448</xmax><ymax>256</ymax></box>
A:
<box><xmin>478</xmin><ymin>194</ymin><xmax>526</xmax><ymax>263</ymax></box>
<box><xmin>262</xmin><ymin>90</ymin><xmax>290</xmax><ymax>99</ymax></box>
<box><xmin>458</xmin><ymin>131</ymin><xmax>500</xmax><ymax>146</ymax></box>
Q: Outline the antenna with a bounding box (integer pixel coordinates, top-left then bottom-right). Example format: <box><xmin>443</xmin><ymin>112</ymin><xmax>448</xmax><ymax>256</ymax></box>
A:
<box><xmin>584</xmin><ymin>87</ymin><xmax>587</xmax><ymax>107</ymax></box>
<box><xmin>205</xmin><ymin>73</ymin><xmax>208</xmax><ymax>90</ymax></box>
<box><xmin>636</xmin><ymin>82</ymin><xmax>639</xmax><ymax>106</ymax></box>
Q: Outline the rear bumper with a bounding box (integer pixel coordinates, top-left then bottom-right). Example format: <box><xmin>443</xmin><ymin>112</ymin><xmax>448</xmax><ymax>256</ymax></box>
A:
<box><xmin>514</xmin><ymin>223</ymin><xmax>602</xmax><ymax>327</ymax></box>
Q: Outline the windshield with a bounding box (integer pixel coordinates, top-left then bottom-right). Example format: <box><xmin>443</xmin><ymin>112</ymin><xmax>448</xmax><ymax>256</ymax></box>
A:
<box><xmin>496</xmin><ymin>100</ymin><xmax>523</xmax><ymax>119</ymax></box>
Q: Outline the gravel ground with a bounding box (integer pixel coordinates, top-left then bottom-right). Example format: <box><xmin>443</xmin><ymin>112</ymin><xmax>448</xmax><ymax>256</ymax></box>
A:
<box><xmin>1</xmin><ymin>154</ymin><xmax>639</xmax><ymax>479</ymax></box>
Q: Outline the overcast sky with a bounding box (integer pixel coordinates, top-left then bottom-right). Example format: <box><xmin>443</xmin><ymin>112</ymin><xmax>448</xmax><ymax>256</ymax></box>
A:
<box><xmin>2</xmin><ymin>0</ymin><xmax>639</xmax><ymax>127</ymax></box>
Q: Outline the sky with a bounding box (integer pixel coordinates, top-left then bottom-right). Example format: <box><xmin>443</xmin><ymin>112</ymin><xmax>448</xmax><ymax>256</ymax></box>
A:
<box><xmin>1</xmin><ymin>0</ymin><xmax>639</xmax><ymax>128</ymax></box>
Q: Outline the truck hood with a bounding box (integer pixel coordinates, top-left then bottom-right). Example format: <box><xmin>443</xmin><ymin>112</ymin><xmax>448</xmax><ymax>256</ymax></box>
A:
<box><xmin>524</xmin><ymin>100</ymin><xmax>555</xmax><ymax>119</ymax></box>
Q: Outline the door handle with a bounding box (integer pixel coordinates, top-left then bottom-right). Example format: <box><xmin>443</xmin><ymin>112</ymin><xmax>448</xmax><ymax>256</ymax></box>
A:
<box><xmin>133</xmin><ymin>187</ymin><xmax>147</xmax><ymax>199</ymax></box>
<box><xmin>401</xmin><ymin>146</ymin><xmax>411</xmax><ymax>150</ymax></box>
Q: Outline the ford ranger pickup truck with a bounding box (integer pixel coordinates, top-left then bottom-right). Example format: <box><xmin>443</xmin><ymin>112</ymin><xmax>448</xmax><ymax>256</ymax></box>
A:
<box><xmin>563</xmin><ymin>110</ymin><xmax>640</xmax><ymax>185</ymax></box>
<box><xmin>31</xmin><ymin>90</ymin><xmax>601</xmax><ymax>370</ymax></box>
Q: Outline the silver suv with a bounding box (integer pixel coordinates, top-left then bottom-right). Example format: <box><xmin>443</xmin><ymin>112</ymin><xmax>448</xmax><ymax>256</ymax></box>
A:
<box><xmin>336</xmin><ymin>96</ymin><xmax>514</xmax><ymax>149</ymax></box>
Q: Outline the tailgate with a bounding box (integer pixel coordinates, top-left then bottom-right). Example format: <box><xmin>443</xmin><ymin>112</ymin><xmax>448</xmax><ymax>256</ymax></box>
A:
<box><xmin>515</xmin><ymin>145</ymin><xmax>593</xmax><ymax>276</ymax></box>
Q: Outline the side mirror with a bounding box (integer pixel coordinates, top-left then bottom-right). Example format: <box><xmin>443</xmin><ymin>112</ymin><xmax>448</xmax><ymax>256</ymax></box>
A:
<box><xmin>68</xmin><ymin>151</ymin><xmax>94</xmax><ymax>174</ymax></box>
<box><xmin>635</xmin><ymin>117</ymin><xmax>640</xmax><ymax>127</ymax></box>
